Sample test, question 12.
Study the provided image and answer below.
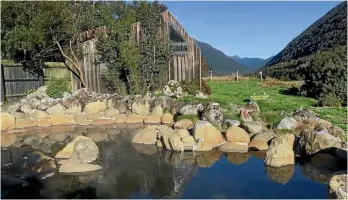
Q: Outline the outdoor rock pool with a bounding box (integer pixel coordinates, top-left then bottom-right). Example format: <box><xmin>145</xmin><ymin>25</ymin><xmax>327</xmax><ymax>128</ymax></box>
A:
<box><xmin>1</xmin><ymin>124</ymin><xmax>341</xmax><ymax>199</ymax></box>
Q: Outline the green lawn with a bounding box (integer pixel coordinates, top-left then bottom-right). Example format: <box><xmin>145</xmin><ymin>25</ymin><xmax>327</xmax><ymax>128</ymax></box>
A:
<box><xmin>179</xmin><ymin>80</ymin><xmax>347</xmax><ymax>130</ymax></box>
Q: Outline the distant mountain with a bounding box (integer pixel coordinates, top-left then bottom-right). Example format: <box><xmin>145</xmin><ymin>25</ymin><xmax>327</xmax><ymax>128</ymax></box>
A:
<box><xmin>231</xmin><ymin>55</ymin><xmax>273</xmax><ymax>72</ymax></box>
<box><xmin>194</xmin><ymin>40</ymin><xmax>249</xmax><ymax>75</ymax></box>
<box><xmin>260</xmin><ymin>1</ymin><xmax>347</xmax><ymax>105</ymax></box>
<box><xmin>264</xmin><ymin>1</ymin><xmax>346</xmax><ymax>70</ymax></box>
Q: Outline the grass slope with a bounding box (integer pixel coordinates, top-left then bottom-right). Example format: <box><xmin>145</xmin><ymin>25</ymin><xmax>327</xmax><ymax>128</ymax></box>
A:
<box><xmin>179</xmin><ymin>80</ymin><xmax>347</xmax><ymax>130</ymax></box>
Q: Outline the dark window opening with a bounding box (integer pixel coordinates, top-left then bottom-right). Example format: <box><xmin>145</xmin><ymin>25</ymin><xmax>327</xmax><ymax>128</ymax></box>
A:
<box><xmin>168</xmin><ymin>22</ymin><xmax>188</xmax><ymax>54</ymax></box>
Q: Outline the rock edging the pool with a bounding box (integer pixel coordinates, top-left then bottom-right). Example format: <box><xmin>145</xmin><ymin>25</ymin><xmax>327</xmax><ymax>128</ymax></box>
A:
<box><xmin>1</xmin><ymin>87</ymin><xmax>177</xmax><ymax>131</ymax></box>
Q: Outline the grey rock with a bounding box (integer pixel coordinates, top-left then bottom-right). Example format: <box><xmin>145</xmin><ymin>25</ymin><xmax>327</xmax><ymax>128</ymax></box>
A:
<box><xmin>292</xmin><ymin>108</ymin><xmax>318</xmax><ymax>120</ymax></box>
<box><xmin>28</xmin><ymin>98</ymin><xmax>40</xmax><ymax>109</ymax></box>
<box><xmin>241</xmin><ymin>121</ymin><xmax>263</xmax><ymax>136</ymax></box>
<box><xmin>201</xmin><ymin>102</ymin><xmax>224</xmax><ymax>127</ymax></box>
<box><xmin>6</xmin><ymin>102</ymin><xmax>21</xmax><ymax>114</ymax></box>
<box><xmin>153</xmin><ymin>96</ymin><xmax>174</xmax><ymax>109</ymax></box>
<box><xmin>179</xmin><ymin>103</ymin><xmax>204</xmax><ymax>116</ymax></box>
<box><xmin>20</xmin><ymin>104</ymin><xmax>32</xmax><ymax>113</ymax></box>
<box><xmin>46</xmin><ymin>103</ymin><xmax>66</xmax><ymax>115</ymax></box>
<box><xmin>277</xmin><ymin>117</ymin><xmax>298</xmax><ymax>130</ymax></box>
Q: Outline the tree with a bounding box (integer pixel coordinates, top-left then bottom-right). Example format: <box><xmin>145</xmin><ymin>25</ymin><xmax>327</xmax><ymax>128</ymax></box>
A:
<box><xmin>1</xmin><ymin>1</ymin><xmax>112</xmax><ymax>88</ymax></box>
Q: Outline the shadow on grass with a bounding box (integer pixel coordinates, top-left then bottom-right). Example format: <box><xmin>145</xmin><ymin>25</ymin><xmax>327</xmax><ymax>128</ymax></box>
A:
<box><xmin>279</xmin><ymin>87</ymin><xmax>299</xmax><ymax>96</ymax></box>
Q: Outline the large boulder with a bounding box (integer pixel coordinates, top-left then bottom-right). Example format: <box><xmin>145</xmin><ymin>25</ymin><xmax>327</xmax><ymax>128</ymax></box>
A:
<box><xmin>328</xmin><ymin>125</ymin><xmax>346</xmax><ymax>140</ymax></box>
<box><xmin>49</xmin><ymin>115</ymin><xmax>74</xmax><ymax>126</ymax></box>
<box><xmin>30</xmin><ymin>109</ymin><xmax>49</xmax><ymax>119</ymax></box>
<box><xmin>131</xmin><ymin>100</ymin><xmax>150</xmax><ymax>116</ymax></box>
<box><xmin>28</xmin><ymin>98</ymin><xmax>41</xmax><ymax>109</ymax></box>
<box><xmin>104</xmin><ymin>108</ymin><xmax>120</xmax><ymax>118</ymax></box>
<box><xmin>69</xmin><ymin>137</ymin><xmax>99</xmax><ymax>163</ymax></box>
<box><xmin>161</xmin><ymin>113</ymin><xmax>173</xmax><ymax>124</ymax></box>
<box><xmin>179</xmin><ymin>103</ymin><xmax>204</xmax><ymax>116</ymax></box>
<box><xmin>66</xmin><ymin>99</ymin><xmax>82</xmax><ymax>115</ymax></box>
<box><xmin>222</xmin><ymin>119</ymin><xmax>241</xmax><ymax>131</ymax></box>
<box><xmin>16</xmin><ymin>119</ymin><xmax>38</xmax><ymax>128</ymax></box>
<box><xmin>264</xmin><ymin>137</ymin><xmax>295</xmax><ymax>167</ymax></box>
<box><xmin>248</xmin><ymin>130</ymin><xmax>275</xmax><ymax>150</ymax></box>
<box><xmin>241</xmin><ymin>121</ymin><xmax>263</xmax><ymax>136</ymax></box>
<box><xmin>292</xmin><ymin>108</ymin><xmax>318</xmax><ymax>120</ymax></box>
<box><xmin>1</xmin><ymin>134</ymin><xmax>17</xmax><ymax>148</ymax></box>
<box><xmin>4</xmin><ymin>151</ymin><xmax>56</xmax><ymax>179</ymax></box>
<box><xmin>193</xmin><ymin>120</ymin><xmax>224</xmax><ymax>148</ymax></box>
<box><xmin>246</xmin><ymin>101</ymin><xmax>260</xmax><ymax>113</ymax></box>
<box><xmin>131</xmin><ymin>127</ymin><xmax>158</xmax><ymax>145</ymax></box>
<box><xmin>225</xmin><ymin>125</ymin><xmax>250</xmax><ymax>143</ymax></box>
<box><xmin>201</xmin><ymin>102</ymin><xmax>224</xmax><ymax>127</ymax></box>
<box><xmin>55</xmin><ymin>136</ymin><xmax>97</xmax><ymax>161</ymax></box>
<box><xmin>240</xmin><ymin>108</ymin><xmax>253</xmax><ymax>122</ymax></box>
<box><xmin>84</xmin><ymin>101</ymin><xmax>107</xmax><ymax>114</ymax></box>
<box><xmin>163</xmin><ymin>80</ymin><xmax>183</xmax><ymax>97</ymax></box>
<box><xmin>219</xmin><ymin>142</ymin><xmax>248</xmax><ymax>152</ymax></box>
<box><xmin>20</xmin><ymin>104</ymin><xmax>33</xmax><ymax>113</ymax></box>
<box><xmin>46</xmin><ymin>103</ymin><xmax>66</xmax><ymax>115</ymax></box>
<box><xmin>277</xmin><ymin>117</ymin><xmax>298</xmax><ymax>130</ymax></box>
<box><xmin>126</xmin><ymin>114</ymin><xmax>145</xmax><ymax>124</ymax></box>
<box><xmin>153</xmin><ymin>96</ymin><xmax>174</xmax><ymax>109</ymax></box>
<box><xmin>6</xmin><ymin>102</ymin><xmax>21</xmax><ymax>114</ymax></box>
<box><xmin>1</xmin><ymin>112</ymin><xmax>16</xmax><ymax>130</ymax></box>
<box><xmin>297</xmin><ymin>129</ymin><xmax>342</xmax><ymax>156</ymax></box>
<box><xmin>174</xmin><ymin>119</ymin><xmax>193</xmax><ymax>129</ymax></box>
<box><xmin>144</xmin><ymin>115</ymin><xmax>161</xmax><ymax>124</ymax></box>
<box><xmin>150</xmin><ymin>105</ymin><xmax>163</xmax><ymax>117</ymax></box>
<box><xmin>328</xmin><ymin>173</ymin><xmax>347</xmax><ymax>199</ymax></box>
<box><xmin>168</xmin><ymin>134</ymin><xmax>184</xmax><ymax>151</ymax></box>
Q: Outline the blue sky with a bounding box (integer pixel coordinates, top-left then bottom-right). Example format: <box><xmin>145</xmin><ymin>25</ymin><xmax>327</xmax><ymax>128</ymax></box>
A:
<box><xmin>161</xmin><ymin>1</ymin><xmax>341</xmax><ymax>59</ymax></box>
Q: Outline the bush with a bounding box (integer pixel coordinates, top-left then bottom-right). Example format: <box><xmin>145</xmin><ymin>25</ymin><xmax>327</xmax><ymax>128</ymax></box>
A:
<box><xmin>181</xmin><ymin>79</ymin><xmax>200</xmax><ymax>95</ymax></box>
<box><xmin>180</xmin><ymin>79</ymin><xmax>211</xmax><ymax>95</ymax></box>
<box><xmin>46</xmin><ymin>78</ymin><xmax>70</xmax><ymax>98</ymax></box>
<box><xmin>201</xmin><ymin>79</ymin><xmax>211</xmax><ymax>95</ymax></box>
<box><xmin>300</xmin><ymin>46</ymin><xmax>347</xmax><ymax>106</ymax></box>
<box><xmin>317</xmin><ymin>93</ymin><xmax>342</xmax><ymax>107</ymax></box>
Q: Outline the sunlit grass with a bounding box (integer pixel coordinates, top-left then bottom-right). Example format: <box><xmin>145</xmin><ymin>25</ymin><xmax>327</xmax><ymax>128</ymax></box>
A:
<box><xmin>177</xmin><ymin>80</ymin><xmax>347</xmax><ymax>131</ymax></box>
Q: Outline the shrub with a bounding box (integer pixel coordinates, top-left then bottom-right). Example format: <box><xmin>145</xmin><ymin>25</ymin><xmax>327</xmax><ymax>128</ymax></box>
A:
<box><xmin>180</xmin><ymin>79</ymin><xmax>211</xmax><ymax>95</ymax></box>
<box><xmin>300</xmin><ymin>46</ymin><xmax>347</xmax><ymax>106</ymax></box>
<box><xmin>201</xmin><ymin>79</ymin><xmax>211</xmax><ymax>95</ymax></box>
<box><xmin>317</xmin><ymin>93</ymin><xmax>342</xmax><ymax>107</ymax></box>
<box><xmin>46</xmin><ymin>78</ymin><xmax>70</xmax><ymax>98</ymax></box>
<box><xmin>181</xmin><ymin>79</ymin><xmax>200</xmax><ymax>95</ymax></box>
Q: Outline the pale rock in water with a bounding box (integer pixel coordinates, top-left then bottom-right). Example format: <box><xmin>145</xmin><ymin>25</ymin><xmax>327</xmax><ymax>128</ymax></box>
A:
<box><xmin>193</xmin><ymin>120</ymin><xmax>224</xmax><ymax>148</ymax></box>
<box><xmin>264</xmin><ymin>137</ymin><xmax>295</xmax><ymax>167</ymax></box>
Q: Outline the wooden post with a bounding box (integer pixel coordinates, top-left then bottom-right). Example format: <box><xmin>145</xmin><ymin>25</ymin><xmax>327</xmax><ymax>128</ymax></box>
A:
<box><xmin>259</xmin><ymin>71</ymin><xmax>263</xmax><ymax>81</ymax></box>
<box><xmin>236</xmin><ymin>70</ymin><xmax>239</xmax><ymax>82</ymax></box>
<box><xmin>210</xmin><ymin>70</ymin><xmax>212</xmax><ymax>82</ymax></box>
<box><xmin>38</xmin><ymin>64</ymin><xmax>44</xmax><ymax>86</ymax></box>
<box><xmin>1</xmin><ymin>64</ymin><xmax>5</xmax><ymax>102</ymax></box>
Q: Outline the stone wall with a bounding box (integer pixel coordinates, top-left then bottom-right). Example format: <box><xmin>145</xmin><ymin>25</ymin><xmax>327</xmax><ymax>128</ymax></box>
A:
<box><xmin>1</xmin><ymin>87</ymin><xmax>174</xmax><ymax>131</ymax></box>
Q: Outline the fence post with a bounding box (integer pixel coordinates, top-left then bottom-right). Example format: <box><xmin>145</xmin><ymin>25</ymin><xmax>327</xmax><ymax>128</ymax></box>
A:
<box><xmin>1</xmin><ymin>64</ymin><xmax>5</xmax><ymax>102</ymax></box>
<box><xmin>38</xmin><ymin>64</ymin><xmax>44</xmax><ymax>86</ymax></box>
<box><xmin>210</xmin><ymin>70</ymin><xmax>213</xmax><ymax>82</ymax></box>
<box><xmin>236</xmin><ymin>70</ymin><xmax>239</xmax><ymax>82</ymax></box>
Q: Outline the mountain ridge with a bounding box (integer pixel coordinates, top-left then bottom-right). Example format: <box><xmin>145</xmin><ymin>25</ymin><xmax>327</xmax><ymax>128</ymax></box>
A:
<box><xmin>193</xmin><ymin>39</ymin><xmax>249</xmax><ymax>75</ymax></box>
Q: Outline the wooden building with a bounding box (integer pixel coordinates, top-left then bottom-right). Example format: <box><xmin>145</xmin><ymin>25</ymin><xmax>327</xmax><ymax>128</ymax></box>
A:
<box><xmin>132</xmin><ymin>10</ymin><xmax>202</xmax><ymax>84</ymax></box>
<box><xmin>71</xmin><ymin>10</ymin><xmax>203</xmax><ymax>93</ymax></box>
